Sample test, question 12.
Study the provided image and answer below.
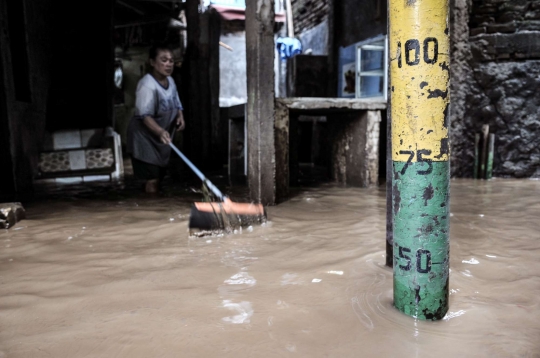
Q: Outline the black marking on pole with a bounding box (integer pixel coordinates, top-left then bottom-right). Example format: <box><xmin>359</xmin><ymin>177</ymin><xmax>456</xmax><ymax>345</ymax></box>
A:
<box><xmin>393</xmin><ymin>181</ymin><xmax>401</xmax><ymax>216</ymax></box>
<box><xmin>405</xmin><ymin>39</ymin><xmax>420</xmax><ymax>66</ymax></box>
<box><xmin>417</xmin><ymin>250</ymin><xmax>432</xmax><ymax>273</ymax></box>
<box><xmin>419</xmin><ymin>224</ymin><xmax>434</xmax><ymax>234</ymax></box>
<box><xmin>397</xmin><ymin>42</ymin><xmax>402</xmax><ymax>68</ymax></box>
<box><xmin>427</xmin><ymin>89</ymin><xmax>448</xmax><ymax>99</ymax></box>
<box><xmin>423</xmin><ymin>37</ymin><xmax>439</xmax><ymax>64</ymax></box>
<box><xmin>439</xmin><ymin>61</ymin><xmax>449</xmax><ymax>72</ymax></box>
<box><xmin>423</xmin><ymin>183</ymin><xmax>434</xmax><ymax>206</ymax></box>
<box><xmin>420</xmin><ymin>81</ymin><xmax>429</xmax><ymax>89</ymax></box>
<box><xmin>434</xmin><ymin>138</ymin><xmax>450</xmax><ymax>159</ymax></box>
<box><xmin>417</xmin><ymin>149</ymin><xmax>433</xmax><ymax>175</ymax></box>
<box><xmin>427</xmin><ymin>130</ymin><xmax>433</xmax><ymax>134</ymax></box>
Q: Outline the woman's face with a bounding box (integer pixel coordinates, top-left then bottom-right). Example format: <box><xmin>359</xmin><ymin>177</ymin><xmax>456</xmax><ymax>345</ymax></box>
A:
<box><xmin>150</xmin><ymin>50</ymin><xmax>174</xmax><ymax>77</ymax></box>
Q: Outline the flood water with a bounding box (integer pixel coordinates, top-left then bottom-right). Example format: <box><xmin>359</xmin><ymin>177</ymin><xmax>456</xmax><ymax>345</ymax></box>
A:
<box><xmin>1</xmin><ymin>179</ymin><xmax>539</xmax><ymax>357</ymax></box>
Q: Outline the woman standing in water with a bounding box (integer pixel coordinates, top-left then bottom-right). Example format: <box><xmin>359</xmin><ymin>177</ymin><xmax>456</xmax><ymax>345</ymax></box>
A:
<box><xmin>127</xmin><ymin>44</ymin><xmax>185</xmax><ymax>193</ymax></box>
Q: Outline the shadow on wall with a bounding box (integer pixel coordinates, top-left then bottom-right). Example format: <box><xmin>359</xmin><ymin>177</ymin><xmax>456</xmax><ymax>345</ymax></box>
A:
<box><xmin>113</xmin><ymin>46</ymin><xmax>150</xmax><ymax>149</ymax></box>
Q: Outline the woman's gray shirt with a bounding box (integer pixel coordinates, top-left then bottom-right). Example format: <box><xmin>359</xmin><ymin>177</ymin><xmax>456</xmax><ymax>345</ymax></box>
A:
<box><xmin>127</xmin><ymin>74</ymin><xmax>183</xmax><ymax>166</ymax></box>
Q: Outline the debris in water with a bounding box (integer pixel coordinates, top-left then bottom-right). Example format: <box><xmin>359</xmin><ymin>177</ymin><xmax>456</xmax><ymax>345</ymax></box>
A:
<box><xmin>327</xmin><ymin>271</ymin><xmax>344</xmax><ymax>275</ymax></box>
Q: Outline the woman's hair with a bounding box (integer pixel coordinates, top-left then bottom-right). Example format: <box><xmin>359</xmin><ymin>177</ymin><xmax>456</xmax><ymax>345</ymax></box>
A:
<box><xmin>149</xmin><ymin>43</ymin><xmax>172</xmax><ymax>60</ymax></box>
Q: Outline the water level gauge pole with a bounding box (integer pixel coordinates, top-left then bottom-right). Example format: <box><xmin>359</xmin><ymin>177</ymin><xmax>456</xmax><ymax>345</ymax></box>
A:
<box><xmin>389</xmin><ymin>0</ymin><xmax>450</xmax><ymax>320</ymax></box>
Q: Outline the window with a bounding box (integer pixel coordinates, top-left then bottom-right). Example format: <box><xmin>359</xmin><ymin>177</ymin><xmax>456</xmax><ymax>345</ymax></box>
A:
<box><xmin>338</xmin><ymin>35</ymin><xmax>388</xmax><ymax>100</ymax></box>
<box><xmin>356</xmin><ymin>36</ymin><xmax>387</xmax><ymax>99</ymax></box>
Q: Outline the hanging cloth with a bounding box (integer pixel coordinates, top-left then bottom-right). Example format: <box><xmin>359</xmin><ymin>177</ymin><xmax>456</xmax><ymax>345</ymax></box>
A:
<box><xmin>276</xmin><ymin>37</ymin><xmax>302</xmax><ymax>60</ymax></box>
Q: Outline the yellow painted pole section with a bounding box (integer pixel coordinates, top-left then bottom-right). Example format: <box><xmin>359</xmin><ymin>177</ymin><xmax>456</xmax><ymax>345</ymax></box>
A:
<box><xmin>390</xmin><ymin>0</ymin><xmax>450</xmax><ymax>162</ymax></box>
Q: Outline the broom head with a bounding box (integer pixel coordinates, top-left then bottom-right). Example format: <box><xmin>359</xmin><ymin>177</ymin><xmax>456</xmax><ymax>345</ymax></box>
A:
<box><xmin>188</xmin><ymin>198</ymin><xmax>267</xmax><ymax>237</ymax></box>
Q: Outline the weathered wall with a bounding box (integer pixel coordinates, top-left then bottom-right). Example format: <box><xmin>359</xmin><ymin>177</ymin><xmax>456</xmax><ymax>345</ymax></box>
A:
<box><xmin>114</xmin><ymin>46</ymin><xmax>150</xmax><ymax>148</ymax></box>
<box><xmin>291</xmin><ymin>0</ymin><xmax>329</xmax><ymax>34</ymax></box>
<box><xmin>219</xmin><ymin>30</ymin><xmax>248</xmax><ymax>107</ymax></box>
<box><xmin>298</xmin><ymin>19</ymin><xmax>329</xmax><ymax>55</ymax></box>
<box><xmin>450</xmin><ymin>0</ymin><xmax>540</xmax><ymax>178</ymax></box>
<box><xmin>334</xmin><ymin>0</ymin><xmax>387</xmax><ymax>47</ymax></box>
<box><xmin>0</xmin><ymin>0</ymin><xmax>54</xmax><ymax>200</ymax></box>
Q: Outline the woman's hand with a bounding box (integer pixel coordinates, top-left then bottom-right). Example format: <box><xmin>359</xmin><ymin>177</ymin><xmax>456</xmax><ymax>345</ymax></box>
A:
<box><xmin>142</xmin><ymin>116</ymin><xmax>172</xmax><ymax>144</ymax></box>
<box><xmin>159</xmin><ymin>129</ymin><xmax>171</xmax><ymax>144</ymax></box>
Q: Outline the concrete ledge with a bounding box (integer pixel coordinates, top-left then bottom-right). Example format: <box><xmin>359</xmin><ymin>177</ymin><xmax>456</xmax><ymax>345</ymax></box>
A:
<box><xmin>274</xmin><ymin>97</ymin><xmax>385</xmax><ymax>203</ymax></box>
<box><xmin>0</xmin><ymin>203</ymin><xmax>25</xmax><ymax>229</ymax></box>
<box><xmin>276</xmin><ymin>97</ymin><xmax>387</xmax><ymax>111</ymax></box>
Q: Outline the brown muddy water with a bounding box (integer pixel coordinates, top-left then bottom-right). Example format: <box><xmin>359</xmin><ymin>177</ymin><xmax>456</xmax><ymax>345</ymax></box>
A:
<box><xmin>1</xmin><ymin>179</ymin><xmax>539</xmax><ymax>357</ymax></box>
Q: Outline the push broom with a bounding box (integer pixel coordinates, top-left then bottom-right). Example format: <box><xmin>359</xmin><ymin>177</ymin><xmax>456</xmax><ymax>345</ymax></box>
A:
<box><xmin>168</xmin><ymin>142</ymin><xmax>267</xmax><ymax>237</ymax></box>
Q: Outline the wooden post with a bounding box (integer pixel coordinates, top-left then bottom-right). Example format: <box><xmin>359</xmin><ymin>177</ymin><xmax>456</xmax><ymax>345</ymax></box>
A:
<box><xmin>474</xmin><ymin>133</ymin><xmax>480</xmax><ymax>179</ymax></box>
<box><xmin>486</xmin><ymin>133</ymin><xmax>495</xmax><ymax>179</ymax></box>
<box><xmin>285</xmin><ymin>0</ymin><xmax>294</xmax><ymax>37</ymax></box>
<box><xmin>245</xmin><ymin>0</ymin><xmax>276</xmax><ymax>205</ymax></box>
<box><xmin>480</xmin><ymin>124</ymin><xmax>489</xmax><ymax>179</ymax></box>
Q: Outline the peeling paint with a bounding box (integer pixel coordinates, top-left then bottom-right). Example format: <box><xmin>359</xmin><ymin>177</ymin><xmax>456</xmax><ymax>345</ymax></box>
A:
<box><xmin>427</xmin><ymin>89</ymin><xmax>448</xmax><ymax>99</ymax></box>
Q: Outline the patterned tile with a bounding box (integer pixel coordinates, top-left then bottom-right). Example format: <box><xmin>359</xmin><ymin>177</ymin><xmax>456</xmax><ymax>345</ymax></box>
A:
<box><xmin>86</xmin><ymin>148</ymin><xmax>114</xmax><ymax>169</ymax></box>
<box><xmin>39</xmin><ymin>152</ymin><xmax>70</xmax><ymax>173</ymax></box>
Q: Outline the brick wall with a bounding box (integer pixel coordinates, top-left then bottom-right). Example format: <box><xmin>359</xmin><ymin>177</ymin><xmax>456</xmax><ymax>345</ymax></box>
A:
<box><xmin>469</xmin><ymin>0</ymin><xmax>540</xmax><ymax>61</ymax></box>
<box><xmin>291</xmin><ymin>0</ymin><xmax>329</xmax><ymax>34</ymax></box>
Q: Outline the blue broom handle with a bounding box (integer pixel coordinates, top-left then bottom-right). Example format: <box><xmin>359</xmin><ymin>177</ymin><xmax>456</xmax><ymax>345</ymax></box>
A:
<box><xmin>169</xmin><ymin>142</ymin><xmax>225</xmax><ymax>201</ymax></box>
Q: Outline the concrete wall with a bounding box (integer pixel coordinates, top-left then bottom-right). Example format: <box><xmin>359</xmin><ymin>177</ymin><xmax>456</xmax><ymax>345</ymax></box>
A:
<box><xmin>219</xmin><ymin>31</ymin><xmax>248</xmax><ymax>107</ymax></box>
<box><xmin>450</xmin><ymin>0</ymin><xmax>540</xmax><ymax>178</ymax></box>
<box><xmin>298</xmin><ymin>19</ymin><xmax>329</xmax><ymax>55</ymax></box>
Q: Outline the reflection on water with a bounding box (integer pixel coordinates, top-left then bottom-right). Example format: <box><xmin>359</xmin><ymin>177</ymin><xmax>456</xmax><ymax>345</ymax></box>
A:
<box><xmin>0</xmin><ymin>179</ymin><xmax>539</xmax><ymax>357</ymax></box>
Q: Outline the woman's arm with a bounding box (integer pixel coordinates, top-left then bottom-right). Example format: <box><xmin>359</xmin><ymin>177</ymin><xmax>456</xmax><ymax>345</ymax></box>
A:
<box><xmin>142</xmin><ymin>115</ymin><xmax>171</xmax><ymax>144</ymax></box>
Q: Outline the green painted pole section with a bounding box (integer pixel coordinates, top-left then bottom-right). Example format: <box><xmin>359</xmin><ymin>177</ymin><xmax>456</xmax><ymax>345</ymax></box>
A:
<box><xmin>392</xmin><ymin>162</ymin><xmax>449</xmax><ymax>320</ymax></box>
